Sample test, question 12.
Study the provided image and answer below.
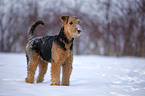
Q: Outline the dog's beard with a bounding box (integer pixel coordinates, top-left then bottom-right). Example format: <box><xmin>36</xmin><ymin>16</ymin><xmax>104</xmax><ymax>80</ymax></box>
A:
<box><xmin>70</xmin><ymin>32</ymin><xmax>81</xmax><ymax>37</ymax></box>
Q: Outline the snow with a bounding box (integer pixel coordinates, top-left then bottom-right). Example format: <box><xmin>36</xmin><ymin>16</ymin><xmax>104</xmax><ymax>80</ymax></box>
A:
<box><xmin>0</xmin><ymin>53</ymin><xmax>145</xmax><ymax>96</ymax></box>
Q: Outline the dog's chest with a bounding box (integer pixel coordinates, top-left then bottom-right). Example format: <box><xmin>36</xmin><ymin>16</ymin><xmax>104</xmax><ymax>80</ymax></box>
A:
<box><xmin>51</xmin><ymin>42</ymin><xmax>72</xmax><ymax>63</ymax></box>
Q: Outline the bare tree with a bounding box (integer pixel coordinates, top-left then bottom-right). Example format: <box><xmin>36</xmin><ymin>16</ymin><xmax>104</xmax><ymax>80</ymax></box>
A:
<box><xmin>0</xmin><ymin>0</ymin><xmax>145</xmax><ymax>57</ymax></box>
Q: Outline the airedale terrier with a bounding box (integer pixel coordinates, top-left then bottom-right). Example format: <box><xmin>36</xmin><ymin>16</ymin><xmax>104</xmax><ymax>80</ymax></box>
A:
<box><xmin>25</xmin><ymin>16</ymin><xmax>82</xmax><ymax>86</ymax></box>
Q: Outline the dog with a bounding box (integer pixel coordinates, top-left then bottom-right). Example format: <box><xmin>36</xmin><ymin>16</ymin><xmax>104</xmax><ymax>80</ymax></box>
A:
<box><xmin>25</xmin><ymin>16</ymin><xmax>82</xmax><ymax>86</ymax></box>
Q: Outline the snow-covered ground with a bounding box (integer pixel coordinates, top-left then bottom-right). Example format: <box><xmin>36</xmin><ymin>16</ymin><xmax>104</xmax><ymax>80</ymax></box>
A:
<box><xmin>0</xmin><ymin>53</ymin><xmax>145</xmax><ymax>96</ymax></box>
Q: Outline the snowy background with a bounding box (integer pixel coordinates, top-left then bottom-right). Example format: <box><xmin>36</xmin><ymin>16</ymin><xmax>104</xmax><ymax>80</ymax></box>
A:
<box><xmin>0</xmin><ymin>53</ymin><xmax>145</xmax><ymax>96</ymax></box>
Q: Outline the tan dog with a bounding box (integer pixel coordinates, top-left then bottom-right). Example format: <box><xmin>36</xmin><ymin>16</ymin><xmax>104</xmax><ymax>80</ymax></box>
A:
<box><xmin>25</xmin><ymin>16</ymin><xmax>82</xmax><ymax>86</ymax></box>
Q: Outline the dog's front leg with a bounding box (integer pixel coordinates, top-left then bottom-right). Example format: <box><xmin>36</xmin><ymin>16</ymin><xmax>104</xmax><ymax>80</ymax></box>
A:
<box><xmin>51</xmin><ymin>59</ymin><xmax>61</xmax><ymax>86</ymax></box>
<box><xmin>62</xmin><ymin>53</ymin><xmax>73</xmax><ymax>86</ymax></box>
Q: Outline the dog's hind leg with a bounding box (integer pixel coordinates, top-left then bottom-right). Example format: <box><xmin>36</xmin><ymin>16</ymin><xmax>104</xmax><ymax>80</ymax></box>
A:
<box><xmin>37</xmin><ymin>58</ymin><xmax>48</xmax><ymax>83</ymax></box>
<box><xmin>25</xmin><ymin>50</ymin><xmax>39</xmax><ymax>83</ymax></box>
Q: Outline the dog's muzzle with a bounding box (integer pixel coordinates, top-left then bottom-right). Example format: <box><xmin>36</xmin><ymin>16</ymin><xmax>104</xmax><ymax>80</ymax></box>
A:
<box><xmin>77</xmin><ymin>25</ymin><xmax>82</xmax><ymax>34</ymax></box>
<box><xmin>77</xmin><ymin>30</ymin><xmax>81</xmax><ymax>34</ymax></box>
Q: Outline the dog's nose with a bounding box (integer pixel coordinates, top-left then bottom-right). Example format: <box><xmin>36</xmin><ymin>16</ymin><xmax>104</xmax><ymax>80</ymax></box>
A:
<box><xmin>77</xmin><ymin>30</ymin><xmax>81</xmax><ymax>34</ymax></box>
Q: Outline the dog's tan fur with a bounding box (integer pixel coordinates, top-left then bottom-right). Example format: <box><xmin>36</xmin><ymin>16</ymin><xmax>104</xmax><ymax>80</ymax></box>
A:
<box><xmin>25</xmin><ymin>16</ymin><xmax>82</xmax><ymax>86</ymax></box>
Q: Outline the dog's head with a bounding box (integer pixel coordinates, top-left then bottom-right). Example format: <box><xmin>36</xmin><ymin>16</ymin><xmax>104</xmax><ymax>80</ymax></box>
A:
<box><xmin>60</xmin><ymin>16</ymin><xmax>82</xmax><ymax>38</ymax></box>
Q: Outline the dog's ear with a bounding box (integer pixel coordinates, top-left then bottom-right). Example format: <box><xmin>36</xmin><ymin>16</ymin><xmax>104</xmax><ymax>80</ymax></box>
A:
<box><xmin>60</xmin><ymin>16</ymin><xmax>69</xmax><ymax>23</ymax></box>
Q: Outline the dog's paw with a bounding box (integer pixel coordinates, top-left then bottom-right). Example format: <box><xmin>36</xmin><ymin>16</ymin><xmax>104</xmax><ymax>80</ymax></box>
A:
<box><xmin>61</xmin><ymin>83</ymin><xmax>69</xmax><ymax>86</ymax></box>
<box><xmin>51</xmin><ymin>83</ymin><xmax>60</xmax><ymax>86</ymax></box>
<box><xmin>36</xmin><ymin>78</ymin><xmax>44</xmax><ymax>83</ymax></box>
<box><xmin>25</xmin><ymin>77</ymin><xmax>34</xmax><ymax>84</ymax></box>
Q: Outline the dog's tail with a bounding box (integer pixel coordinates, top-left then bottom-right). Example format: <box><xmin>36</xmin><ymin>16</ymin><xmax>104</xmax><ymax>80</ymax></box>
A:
<box><xmin>28</xmin><ymin>20</ymin><xmax>44</xmax><ymax>40</ymax></box>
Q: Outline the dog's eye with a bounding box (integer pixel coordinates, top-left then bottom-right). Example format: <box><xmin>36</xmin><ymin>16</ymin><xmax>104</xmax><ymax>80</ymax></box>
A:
<box><xmin>69</xmin><ymin>22</ymin><xmax>73</xmax><ymax>25</ymax></box>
